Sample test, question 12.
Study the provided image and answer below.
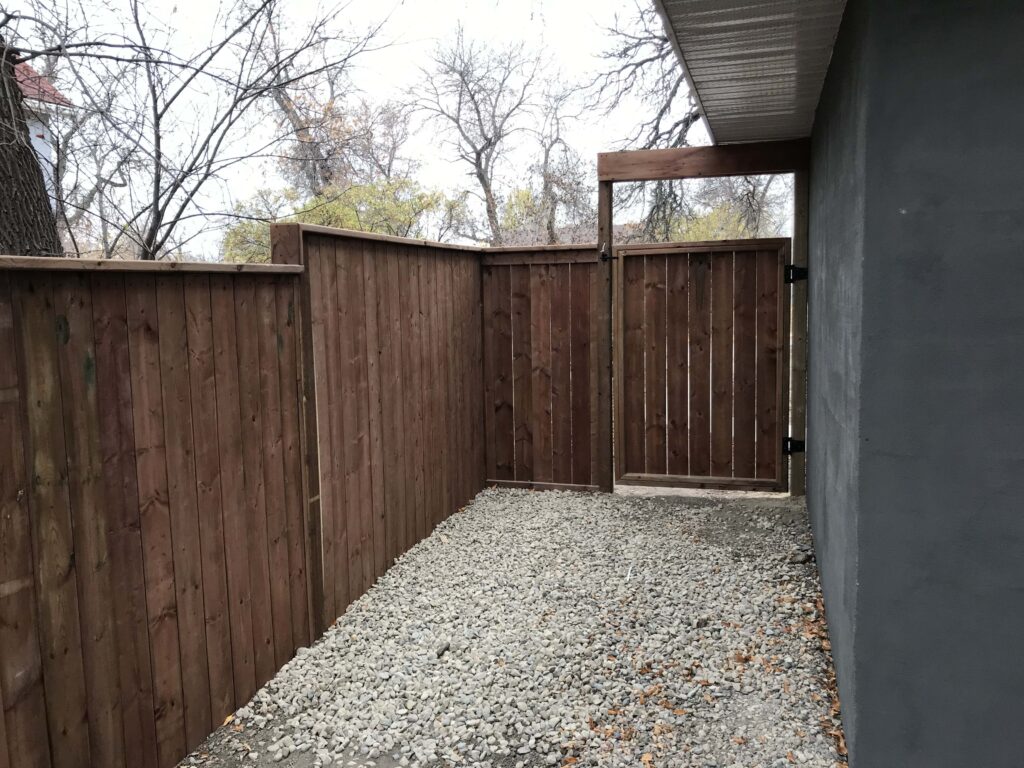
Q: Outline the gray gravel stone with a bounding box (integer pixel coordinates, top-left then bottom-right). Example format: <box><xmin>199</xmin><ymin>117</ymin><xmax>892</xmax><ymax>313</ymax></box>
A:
<box><xmin>182</xmin><ymin>489</ymin><xmax>846</xmax><ymax>768</ymax></box>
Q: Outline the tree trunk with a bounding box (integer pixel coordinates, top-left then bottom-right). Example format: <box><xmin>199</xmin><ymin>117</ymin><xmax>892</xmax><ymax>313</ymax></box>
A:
<box><xmin>0</xmin><ymin>41</ymin><xmax>64</xmax><ymax>257</ymax></box>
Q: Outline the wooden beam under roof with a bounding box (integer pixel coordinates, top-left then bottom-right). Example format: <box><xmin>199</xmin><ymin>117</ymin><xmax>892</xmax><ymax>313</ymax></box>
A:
<box><xmin>597</xmin><ymin>139</ymin><xmax>810</xmax><ymax>182</ymax></box>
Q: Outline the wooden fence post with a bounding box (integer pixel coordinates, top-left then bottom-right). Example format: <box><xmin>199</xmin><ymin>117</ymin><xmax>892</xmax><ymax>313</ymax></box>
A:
<box><xmin>595</xmin><ymin>182</ymin><xmax>615</xmax><ymax>492</ymax></box>
<box><xmin>270</xmin><ymin>224</ymin><xmax>326</xmax><ymax>636</ymax></box>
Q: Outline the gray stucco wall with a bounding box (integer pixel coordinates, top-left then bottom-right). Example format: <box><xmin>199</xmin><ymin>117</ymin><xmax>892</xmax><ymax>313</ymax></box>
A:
<box><xmin>809</xmin><ymin>1</ymin><xmax>1024</xmax><ymax>765</ymax></box>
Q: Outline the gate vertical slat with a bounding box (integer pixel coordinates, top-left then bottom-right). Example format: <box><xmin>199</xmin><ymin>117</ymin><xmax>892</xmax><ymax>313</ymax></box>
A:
<box><xmin>622</xmin><ymin>256</ymin><xmax>646</xmax><ymax>474</ymax></box>
<box><xmin>755</xmin><ymin>249</ymin><xmax>782</xmax><ymax>481</ymax></box>
<box><xmin>666</xmin><ymin>256</ymin><xmax>689</xmax><ymax>476</ymax></box>
<box><xmin>530</xmin><ymin>264</ymin><xmax>553</xmax><ymax>483</ymax></box>
<box><xmin>711</xmin><ymin>253</ymin><xmax>735</xmax><ymax>477</ymax></box>
<box><xmin>732</xmin><ymin>253</ymin><xmax>758</xmax><ymax>479</ymax></box>
<box><xmin>644</xmin><ymin>255</ymin><xmax>668</xmax><ymax>474</ymax></box>
<box><xmin>569</xmin><ymin>263</ymin><xmax>593</xmax><ymax>486</ymax></box>
<box><xmin>688</xmin><ymin>252</ymin><xmax>712</xmax><ymax>476</ymax></box>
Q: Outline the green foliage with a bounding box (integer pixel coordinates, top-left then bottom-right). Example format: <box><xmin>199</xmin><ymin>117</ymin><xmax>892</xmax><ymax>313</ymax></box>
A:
<box><xmin>668</xmin><ymin>204</ymin><xmax>753</xmax><ymax>241</ymax></box>
<box><xmin>222</xmin><ymin>179</ymin><xmax>452</xmax><ymax>263</ymax></box>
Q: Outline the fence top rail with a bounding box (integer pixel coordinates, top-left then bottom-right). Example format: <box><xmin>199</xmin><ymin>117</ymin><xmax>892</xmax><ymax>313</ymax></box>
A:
<box><xmin>296</xmin><ymin>223</ymin><xmax>598</xmax><ymax>256</ymax></box>
<box><xmin>297</xmin><ymin>224</ymin><xmax>485</xmax><ymax>253</ymax></box>
<box><xmin>616</xmin><ymin>237</ymin><xmax>791</xmax><ymax>256</ymax></box>
<box><xmin>0</xmin><ymin>255</ymin><xmax>304</xmax><ymax>274</ymax></box>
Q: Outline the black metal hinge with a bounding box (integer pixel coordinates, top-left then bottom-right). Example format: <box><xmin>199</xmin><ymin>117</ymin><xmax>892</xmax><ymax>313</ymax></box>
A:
<box><xmin>785</xmin><ymin>265</ymin><xmax>808</xmax><ymax>284</ymax></box>
<box><xmin>783</xmin><ymin>437</ymin><xmax>806</xmax><ymax>455</ymax></box>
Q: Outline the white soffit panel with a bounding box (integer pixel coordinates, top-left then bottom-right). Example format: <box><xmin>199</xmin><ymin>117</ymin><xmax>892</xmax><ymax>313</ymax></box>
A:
<box><xmin>656</xmin><ymin>0</ymin><xmax>848</xmax><ymax>143</ymax></box>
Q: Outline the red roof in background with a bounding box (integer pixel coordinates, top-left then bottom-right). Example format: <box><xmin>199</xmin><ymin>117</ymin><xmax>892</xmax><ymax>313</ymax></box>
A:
<box><xmin>15</xmin><ymin>62</ymin><xmax>73</xmax><ymax>108</ymax></box>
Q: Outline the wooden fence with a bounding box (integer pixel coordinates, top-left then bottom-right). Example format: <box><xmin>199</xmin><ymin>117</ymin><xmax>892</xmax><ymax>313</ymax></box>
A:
<box><xmin>270</xmin><ymin>226</ymin><xmax>487</xmax><ymax>631</ymax></box>
<box><xmin>480</xmin><ymin>247</ymin><xmax>599</xmax><ymax>490</ymax></box>
<box><xmin>614</xmin><ymin>240</ymin><xmax>790</xmax><ymax>490</ymax></box>
<box><xmin>0</xmin><ymin>260</ymin><xmax>310</xmax><ymax>768</ymax></box>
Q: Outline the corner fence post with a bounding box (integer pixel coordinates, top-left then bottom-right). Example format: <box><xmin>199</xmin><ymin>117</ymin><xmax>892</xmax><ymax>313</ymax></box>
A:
<box><xmin>270</xmin><ymin>223</ymin><xmax>327</xmax><ymax>637</ymax></box>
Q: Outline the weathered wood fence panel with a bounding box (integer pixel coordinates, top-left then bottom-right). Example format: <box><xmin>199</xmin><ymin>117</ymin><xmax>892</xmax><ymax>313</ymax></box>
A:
<box><xmin>480</xmin><ymin>248</ymin><xmax>599</xmax><ymax>490</ymax></box>
<box><xmin>0</xmin><ymin>263</ymin><xmax>310</xmax><ymax>768</ymax></box>
<box><xmin>614</xmin><ymin>239</ymin><xmax>790</xmax><ymax>491</ymax></box>
<box><xmin>271</xmin><ymin>226</ymin><xmax>487</xmax><ymax>632</ymax></box>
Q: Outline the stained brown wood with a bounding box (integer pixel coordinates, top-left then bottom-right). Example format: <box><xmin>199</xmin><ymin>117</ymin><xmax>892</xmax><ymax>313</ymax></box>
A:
<box><xmin>569</xmin><ymin>264</ymin><xmax>592</xmax><ymax>486</ymax></box>
<box><xmin>255</xmin><ymin>279</ymin><xmax>293</xmax><ymax>669</ymax></box>
<box><xmin>597</xmin><ymin>139</ymin><xmax>810</xmax><ymax>182</ymax></box>
<box><xmin>53</xmin><ymin>274</ymin><xmax>126</xmax><ymax>768</ymax></box>
<box><xmin>666</xmin><ymin>255</ymin><xmax>689</xmax><ymax>476</ymax></box>
<box><xmin>550</xmin><ymin>265</ymin><xmax>572</xmax><ymax>484</ymax></box>
<box><xmin>209</xmin><ymin>276</ymin><xmax>257</xmax><ymax>705</ymax></box>
<box><xmin>790</xmin><ymin>172</ymin><xmax>809</xmax><ymax>495</ymax></box>
<box><xmin>710</xmin><ymin>254</ymin><xmax>734</xmax><ymax>477</ymax></box>
<box><xmin>644</xmin><ymin>256</ymin><xmax>667</xmax><ymax>474</ymax></box>
<box><xmin>755</xmin><ymin>250</ymin><xmax>782</xmax><ymax>481</ymax></box>
<box><xmin>510</xmin><ymin>266</ymin><xmax>533</xmax><ymax>480</ymax></box>
<box><xmin>489</xmin><ymin>266</ymin><xmax>514</xmax><ymax>480</ymax></box>
<box><xmin>183</xmin><ymin>276</ymin><xmax>234</xmax><ymax>723</ymax></box>
<box><xmin>595</xmin><ymin>182</ymin><xmax>614</xmax><ymax>491</ymax></box>
<box><xmin>3</xmin><ymin>265</ymin><xmax>310</xmax><ymax>768</ymax></box>
<box><xmin>530</xmin><ymin>265</ymin><xmax>553</xmax><ymax>482</ymax></box>
<box><xmin>156</xmin><ymin>277</ymin><xmax>213</xmax><ymax>750</ymax></box>
<box><xmin>687</xmin><ymin>253</ymin><xmax>712</xmax><ymax>476</ymax></box>
<box><xmin>622</xmin><ymin>256</ymin><xmax>646</xmax><ymax>474</ymax></box>
<box><xmin>732</xmin><ymin>253</ymin><xmax>757</xmax><ymax>478</ymax></box>
<box><xmin>361</xmin><ymin>242</ymin><xmax>387</xmax><ymax>580</ymax></box>
<box><xmin>233</xmin><ymin>279</ymin><xmax>276</xmax><ymax>686</ymax></box>
<box><xmin>0</xmin><ymin>274</ymin><xmax>51</xmax><ymax>768</ymax></box>
<box><xmin>0</xmin><ymin>256</ymin><xmax>303</xmax><ymax>274</ymax></box>
<box><xmin>125</xmin><ymin>275</ymin><xmax>185</xmax><ymax>768</ymax></box>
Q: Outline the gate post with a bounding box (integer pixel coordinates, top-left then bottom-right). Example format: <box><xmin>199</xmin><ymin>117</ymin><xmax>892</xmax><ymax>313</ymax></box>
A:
<box><xmin>595</xmin><ymin>182</ymin><xmax>615</xmax><ymax>492</ymax></box>
<box><xmin>270</xmin><ymin>223</ymin><xmax>326</xmax><ymax>637</ymax></box>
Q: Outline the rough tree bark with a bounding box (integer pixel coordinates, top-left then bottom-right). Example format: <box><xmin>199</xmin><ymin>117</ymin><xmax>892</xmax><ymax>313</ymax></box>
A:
<box><xmin>0</xmin><ymin>39</ymin><xmax>63</xmax><ymax>256</ymax></box>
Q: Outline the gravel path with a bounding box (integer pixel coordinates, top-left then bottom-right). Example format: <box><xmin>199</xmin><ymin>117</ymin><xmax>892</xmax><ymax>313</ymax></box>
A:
<box><xmin>183</xmin><ymin>489</ymin><xmax>845</xmax><ymax>768</ymax></box>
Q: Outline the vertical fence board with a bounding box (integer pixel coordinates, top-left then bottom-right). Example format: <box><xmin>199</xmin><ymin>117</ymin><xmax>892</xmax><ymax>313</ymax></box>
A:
<box><xmin>489</xmin><ymin>267</ymin><xmax>514</xmax><ymax>480</ymax></box>
<box><xmin>569</xmin><ymin>264</ymin><xmax>592</xmax><ymax>486</ymax></box>
<box><xmin>361</xmin><ymin>243</ymin><xmax>387</xmax><ymax>580</ymax></box>
<box><xmin>687</xmin><ymin>253</ymin><xmax>712</xmax><ymax>477</ymax></box>
<box><xmin>755</xmin><ymin>250</ymin><xmax>781</xmax><ymax>480</ymax></box>
<box><xmin>379</xmin><ymin>245</ymin><xmax>405</xmax><ymax>562</ymax></box>
<box><xmin>643</xmin><ymin>256</ymin><xmax>667</xmax><ymax>474</ymax></box>
<box><xmin>156</xmin><ymin>278</ymin><xmax>212</xmax><ymax>749</ymax></box>
<box><xmin>732</xmin><ymin>253</ymin><xmax>757</xmax><ymax>478</ymax></box>
<box><xmin>622</xmin><ymin>257</ymin><xmax>646</xmax><ymax>474</ymax></box>
<box><xmin>255</xmin><ymin>280</ymin><xmax>293</xmax><ymax>668</ymax></box>
<box><xmin>550</xmin><ymin>266</ymin><xmax>572</xmax><ymax>484</ymax></box>
<box><xmin>233</xmin><ymin>280</ymin><xmax>276</xmax><ymax>685</ymax></box>
<box><xmin>53</xmin><ymin>274</ymin><xmax>126</xmax><ymax>768</ymax></box>
<box><xmin>275</xmin><ymin>279</ymin><xmax>310</xmax><ymax>648</ymax></box>
<box><xmin>125</xmin><ymin>276</ymin><xmax>185</xmax><ymax>768</ymax></box>
<box><xmin>209</xmin><ymin>277</ymin><xmax>257</xmax><ymax>705</ymax></box>
<box><xmin>511</xmin><ymin>267</ymin><xmax>533</xmax><ymax>480</ymax></box>
<box><xmin>182</xmin><ymin>277</ymin><xmax>234</xmax><ymax>723</ymax></box>
<box><xmin>666</xmin><ymin>256</ymin><xmax>689</xmax><ymax>476</ymax></box>
<box><xmin>0</xmin><ymin>275</ymin><xmax>51</xmax><ymax>768</ymax></box>
<box><xmin>530</xmin><ymin>265</ymin><xmax>553</xmax><ymax>482</ymax></box>
<box><xmin>710</xmin><ymin>254</ymin><xmax>735</xmax><ymax>477</ymax></box>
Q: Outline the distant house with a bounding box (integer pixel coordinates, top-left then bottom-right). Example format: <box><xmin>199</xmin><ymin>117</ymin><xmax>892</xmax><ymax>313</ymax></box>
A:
<box><xmin>14</xmin><ymin>62</ymin><xmax>72</xmax><ymax>201</ymax></box>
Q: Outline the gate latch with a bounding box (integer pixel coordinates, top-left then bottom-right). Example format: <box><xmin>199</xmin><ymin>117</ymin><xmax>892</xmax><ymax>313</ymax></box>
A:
<box><xmin>785</xmin><ymin>265</ymin><xmax>808</xmax><ymax>284</ymax></box>
<box><xmin>599</xmin><ymin>242</ymin><xmax>613</xmax><ymax>262</ymax></box>
<box><xmin>783</xmin><ymin>437</ymin><xmax>806</xmax><ymax>455</ymax></box>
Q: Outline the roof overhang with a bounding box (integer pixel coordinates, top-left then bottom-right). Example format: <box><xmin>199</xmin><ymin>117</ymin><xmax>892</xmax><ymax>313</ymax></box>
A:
<box><xmin>653</xmin><ymin>0</ymin><xmax>847</xmax><ymax>144</ymax></box>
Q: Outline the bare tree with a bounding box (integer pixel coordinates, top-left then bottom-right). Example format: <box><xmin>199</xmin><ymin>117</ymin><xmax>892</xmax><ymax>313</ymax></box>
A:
<box><xmin>2</xmin><ymin>0</ymin><xmax>379</xmax><ymax>259</ymax></box>
<box><xmin>414</xmin><ymin>26</ymin><xmax>538</xmax><ymax>246</ymax></box>
<box><xmin>0</xmin><ymin>34</ymin><xmax>62</xmax><ymax>255</ymax></box>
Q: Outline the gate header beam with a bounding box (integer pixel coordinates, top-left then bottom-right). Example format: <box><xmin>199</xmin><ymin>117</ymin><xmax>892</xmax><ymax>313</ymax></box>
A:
<box><xmin>596</xmin><ymin>139</ymin><xmax>809</xmax><ymax>183</ymax></box>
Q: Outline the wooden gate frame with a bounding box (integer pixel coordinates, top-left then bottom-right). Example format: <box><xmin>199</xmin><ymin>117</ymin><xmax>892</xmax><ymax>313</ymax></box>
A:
<box><xmin>612</xmin><ymin>239</ymin><xmax>792</xmax><ymax>491</ymax></box>
<box><xmin>595</xmin><ymin>139</ymin><xmax>810</xmax><ymax>494</ymax></box>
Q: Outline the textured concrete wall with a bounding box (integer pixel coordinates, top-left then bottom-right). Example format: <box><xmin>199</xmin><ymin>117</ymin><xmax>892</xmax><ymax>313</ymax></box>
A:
<box><xmin>810</xmin><ymin>1</ymin><xmax>1024</xmax><ymax>765</ymax></box>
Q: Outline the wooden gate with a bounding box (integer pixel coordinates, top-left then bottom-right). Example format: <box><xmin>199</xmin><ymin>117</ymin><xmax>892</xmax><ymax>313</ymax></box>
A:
<box><xmin>614</xmin><ymin>239</ymin><xmax>791</xmax><ymax>490</ymax></box>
